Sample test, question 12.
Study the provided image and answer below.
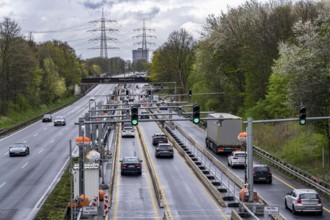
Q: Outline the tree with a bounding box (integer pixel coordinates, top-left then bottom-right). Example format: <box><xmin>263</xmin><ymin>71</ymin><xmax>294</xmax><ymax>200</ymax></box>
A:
<box><xmin>0</xmin><ymin>17</ymin><xmax>38</xmax><ymax>114</ymax></box>
<box><xmin>150</xmin><ymin>29</ymin><xmax>196</xmax><ymax>99</ymax></box>
<box><xmin>272</xmin><ymin>14</ymin><xmax>330</xmax><ymax>164</ymax></box>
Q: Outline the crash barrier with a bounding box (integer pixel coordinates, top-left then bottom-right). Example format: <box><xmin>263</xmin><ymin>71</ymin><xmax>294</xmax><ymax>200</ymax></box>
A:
<box><xmin>173</xmin><ymin>123</ymin><xmax>286</xmax><ymax>220</ymax></box>
<box><xmin>0</xmin><ymin>84</ymin><xmax>96</xmax><ymax>137</ymax></box>
<box><xmin>253</xmin><ymin>145</ymin><xmax>330</xmax><ymax>197</ymax></box>
<box><xmin>231</xmin><ymin>209</ymin><xmax>243</xmax><ymax>220</ymax></box>
<box><xmin>108</xmin><ymin>122</ymin><xmax>120</xmax><ymax>209</ymax></box>
<box><xmin>163</xmin><ymin>211</ymin><xmax>171</xmax><ymax>220</ymax></box>
<box><xmin>136</xmin><ymin>125</ymin><xmax>165</xmax><ymax>208</ymax></box>
<box><xmin>163</xmin><ymin>125</ymin><xmax>226</xmax><ymax>207</ymax></box>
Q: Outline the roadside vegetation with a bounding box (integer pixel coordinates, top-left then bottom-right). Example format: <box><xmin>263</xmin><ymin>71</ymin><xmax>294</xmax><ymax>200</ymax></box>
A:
<box><xmin>149</xmin><ymin>0</ymin><xmax>330</xmax><ymax>183</ymax></box>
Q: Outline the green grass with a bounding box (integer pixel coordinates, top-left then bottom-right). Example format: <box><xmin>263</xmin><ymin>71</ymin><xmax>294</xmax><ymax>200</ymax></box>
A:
<box><xmin>34</xmin><ymin>165</ymin><xmax>71</xmax><ymax>220</ymax></box>
<box><xmin>0</xmin><ymin>96</ymin><xmax>76</xmax><ymax>129</ymax></box>
<box><xmin>253</xmin><ymin>122</ymin><xmax>330</xmax><ymax>184</ymax></box>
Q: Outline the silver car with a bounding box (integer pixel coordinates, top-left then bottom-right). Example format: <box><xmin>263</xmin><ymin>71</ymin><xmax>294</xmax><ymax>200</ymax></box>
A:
<box><xmin>285</xmin><ymin>189</ymin><xmax>323</xmax><ymax>215</ymax></box>
<box><xmin>54</xmin><ymin>116</ymin><xmax>66</xmax><ymax>126</ymax></box>
<box><xmin>121</xmin><ymin>126</ymin><xmax>135</xmax><ymax>138</ymax></box>
<box><xmin>9</xmin><ymin>143</ymin><xmax>30</xmax><ymax>157</ymax></box>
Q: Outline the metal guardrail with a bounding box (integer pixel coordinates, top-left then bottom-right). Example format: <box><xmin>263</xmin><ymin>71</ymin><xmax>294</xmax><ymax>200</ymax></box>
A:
<box><xmin>253</xmin><ymin>145</ymin><xmax>330</xmax><ymax>197</ymax></box>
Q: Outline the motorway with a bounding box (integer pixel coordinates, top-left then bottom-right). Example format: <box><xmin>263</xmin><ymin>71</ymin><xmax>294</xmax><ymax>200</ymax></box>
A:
<box><xmin>0</xmin><ymin>83</ymin><xmax>329</xmax><ymax>220</ymax></box>
<box><xmin>0</xmin><ymin>84</ymin><xmax>114</xmax><ymax>220</ymax></box>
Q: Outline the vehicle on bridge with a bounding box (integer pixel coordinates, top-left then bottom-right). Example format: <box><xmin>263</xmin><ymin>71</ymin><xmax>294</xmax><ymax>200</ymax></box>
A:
<box><xmin>205</xmin><ymin>113</ymin><xmax>242</xmax><ymax>153</ymax></box>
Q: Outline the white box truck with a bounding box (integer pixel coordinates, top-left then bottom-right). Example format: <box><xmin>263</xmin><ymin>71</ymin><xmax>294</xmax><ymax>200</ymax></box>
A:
<box><xmin>205</xmin><ymin>113</ymin><xmax>242</xmax><ymax>153</ymax></box>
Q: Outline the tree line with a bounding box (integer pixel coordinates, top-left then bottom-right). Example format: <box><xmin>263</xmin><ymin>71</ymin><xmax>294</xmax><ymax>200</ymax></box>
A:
<box><xmin>149</xmin><ymin>0</ymin><xmax>330</xmax><ymax>164</ymax></box>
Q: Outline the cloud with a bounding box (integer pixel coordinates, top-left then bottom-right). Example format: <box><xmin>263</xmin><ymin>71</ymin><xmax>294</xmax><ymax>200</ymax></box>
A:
<box><xmin>81</xmin><ymin>0</ymin><xmax>114</xmax><ymax>9</ymax></box>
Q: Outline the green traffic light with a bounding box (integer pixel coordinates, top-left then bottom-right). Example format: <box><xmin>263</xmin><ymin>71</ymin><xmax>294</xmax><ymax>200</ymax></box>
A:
<box><xmin>193</xmin><ymin>118</ymin><xmax>200</xmax><ymax>124</ymax></box>
<box><xmin>132</xmin><ymin>120</ymin><xmax>138</xmax><ymax>126</ymax></box>
<box><xmin>299</xmin><ymin>119</ymin><xmax>306</xmax><ymax>125</ymax></box>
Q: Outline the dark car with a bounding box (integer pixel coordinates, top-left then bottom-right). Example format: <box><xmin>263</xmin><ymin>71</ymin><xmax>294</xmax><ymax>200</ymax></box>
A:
<box><xmin>9</xmin><ymin>143</ymin><xmax>30</xmax><ymax>157</ymax></box>
<box><xmin>253</xmin><ymin>164</ymin><xmax>272</xmax><ymax>183</ymax></box>
<box><xmin>140</xmin><ymin>112</ymin><xmax>150</xmax><ymax>119</ymax></box>
<box><xmin>155</xmin><ymin>143</ymin><xmax>174</xmax><ymax>158</ymax></box>
<box><xmin>54</xmin><ymin>116</ymin><xmax>66</xmax><ymax>126</ymax></box>
<box><xmin>152</xmin><ymin>133</ymin><xmax>168</xmax><ymax>146</ymax></box>
<box><xmin>120</xmin><ymin>156</ymin><xmax>142</xmax><ymax>175</ymax></box>
<box><xmin>42</xmin><ymin>114</ymin><xmax>52</xmax><ymax>122</ymax></box>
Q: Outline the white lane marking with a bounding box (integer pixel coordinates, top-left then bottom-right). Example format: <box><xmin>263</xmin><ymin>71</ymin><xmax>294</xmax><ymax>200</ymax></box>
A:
<box><xmin>0</xmin><ymin>182</ymin><xmax>6</xmax><ymax>188</ymax></box>
<box><xmin>33</xmin><ymin>133</ymin><xmax>39</xmax><ymax>137</ymax></box>
<box><xmin>50</xmin><ymin>139</ymin><xmax>55</xmax><ymax>144</ymax></box>
<box><xmin>38</xmin><ymin>149</ymin><xmax>44</xmax><ymax>154</ymax></box>
<box><xmin>4</xmin><ymin>151</ymin><xmax>8</xmax><ymax>155</ymax></box>
<box><xmin>21</xmin><ymin>162</ymin><xmax>28</xmax><ymax>168</ymax></box>
<box><xmin>58</xmin><ymin>132</ymin><xmax>63</xmax><ymax>136</ymax></box>
<box><xmin>43</xmin><ymin>127</ymin><xmax>47</xmax><ymax>131</ymax></box>
<box><xmin>23</xmin><ymin>140</ymin><xmax>28</xmax><ymax>143</ymax></box>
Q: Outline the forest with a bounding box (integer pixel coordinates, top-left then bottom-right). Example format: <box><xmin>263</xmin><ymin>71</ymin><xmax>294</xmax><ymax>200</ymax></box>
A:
<box><xmin>149</xmin><ymin>0</ymin><xmax>330</xmax><ymax>181</ymax></box>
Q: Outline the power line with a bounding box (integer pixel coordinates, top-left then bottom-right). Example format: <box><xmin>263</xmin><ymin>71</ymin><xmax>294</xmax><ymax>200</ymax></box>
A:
<box><xmin>88</xmin><ymin>7</ymin><xmax>119</xmax><ymax>58</ymax></box>
<box><xmin>132</xmin><ymin>19</ymin><xmax>156</xmax><ymax>62</ymax></box>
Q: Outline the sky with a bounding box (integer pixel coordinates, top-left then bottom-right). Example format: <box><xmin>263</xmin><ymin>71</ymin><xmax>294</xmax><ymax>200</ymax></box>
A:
<box><xmin>0</xmin><ymin>0</ymin><xmax>263</xmax><ymax>61</ymax></box>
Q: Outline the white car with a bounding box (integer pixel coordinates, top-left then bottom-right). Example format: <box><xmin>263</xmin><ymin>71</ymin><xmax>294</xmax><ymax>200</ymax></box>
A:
<box><xmin>285</xmin><ymin>189</ymin><xmax>323</xmax><ymax>215</ymax></box>
<box><xmin>121</xmin><ymin>126</ymin><xmax>135</xmax><ymax>138</ymax></box>
<box><xmin>227</xmin><ymin>151</ymin><xmax>246</xmax><ymax>167</ymax></box>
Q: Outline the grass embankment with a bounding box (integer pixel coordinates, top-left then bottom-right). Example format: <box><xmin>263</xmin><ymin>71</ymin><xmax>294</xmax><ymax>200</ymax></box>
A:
<box><xmin>0</xmin><ymin>96</ymin><xmax>76</xmax><ymax>128</ymax></box>
<box><xmin>34</xmin><ymin>165</ymin><xmax>71</xmax><ymax>220</ymax></box>
<box><xmin>253</xmin><ymin>122</ymin><xmax>330</xmax><ymax>184</ymax></box>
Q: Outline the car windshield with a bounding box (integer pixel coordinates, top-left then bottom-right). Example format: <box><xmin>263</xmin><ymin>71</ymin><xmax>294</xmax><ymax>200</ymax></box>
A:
<box><xmin>123</xmin><ymin>127</ymin><xmax>133</xmax><ymax>131</ymax></box>
<box><xmin>300</xmin><ymin>193</ymin><xmax>319</xmax><ymax>199</ymax></box>
<box><xmin>43</xmin><ymin>114</ymin><xmax>51</xmax><ymax>118</ymax></box>
<box><xmin>55</xmin><ymin>116</ymin><xmax>64</xmax><ymax>119</ymax></box>
<box><xmin>155</xmin><ymin>134</ymin><xmax>166</xmax><ymax>138</ymax></box>
<box><xmin>235</xmin><ymin>153</ymin><xmax>246</xmax><ymax>157</ymax></box>
<box><xmin>12</xmin><ymin>143</ymin><xmax>25</xmax><ymax>148</ymax></box>
<box><xmin>124</xmin><ymin>157</ymin><xmax>139</xmax><ymax>163</ymax></box>
<box><xmin>254</xmin><ymin>166</ymin><xmax>269</xmax><ymax>172</ymax></box>
<box><xmin>158</xmin><ymin>144</ymin><xmax>171</xmax><ymax>148</ymax></box>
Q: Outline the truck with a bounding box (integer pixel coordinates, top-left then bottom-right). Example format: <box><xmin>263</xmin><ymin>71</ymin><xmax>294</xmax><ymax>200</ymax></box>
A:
<box><xmin>205</xmin><ymin>113</ymin><xmax>242</xmax><ymax>153</ymax></box>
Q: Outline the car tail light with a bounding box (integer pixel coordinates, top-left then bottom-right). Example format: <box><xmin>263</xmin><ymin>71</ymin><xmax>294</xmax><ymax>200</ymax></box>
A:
<box><xmin>135</xmin><ymin>164</ymin><xmax>141</xmax><ymax>168</ymax></box>
<box><xmin>297</xmin><ymin>197</ymin><xmax>302</xmax><ymax>204</ymax></box>
<box><xmin>122</xmin><ymin>164</ymin><xmax>127</xmax><ymax>169</ymax></box>
<box><xmin>253</xmin><ymin>170</ymin><xmax>256</xmax><ymax>176</ymax></box>
<box><xmin>318</xmin><ymin>198</ymin><xmax>322</xmax><ymax>204</ymax></box>
<box><xmin>233</xmin><ymin>157</ymin><xmax>238</xmax><ymax>159</ymax></box>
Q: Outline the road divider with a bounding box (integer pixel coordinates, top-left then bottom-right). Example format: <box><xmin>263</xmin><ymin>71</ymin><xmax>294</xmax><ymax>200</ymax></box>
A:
<box><xmin>136</xmin><ymin>125</ymin><xmax>165</xmax><ymax>208</ymax></box>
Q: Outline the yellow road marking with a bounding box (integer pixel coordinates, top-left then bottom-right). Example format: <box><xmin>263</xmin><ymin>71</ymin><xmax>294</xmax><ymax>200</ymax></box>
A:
<box><xmin>138</xmin><ymin>126</ymin><xmax>173</xmax><ymax>219</ymax></box>
<box><xmin>273</xmin><ymin>174</ymin><xmax>330</xmax><ymax>213</ymax></box>
<box><xmin>136</xmin><ymin>125</ymin><xmax>160</xmax><ymax>219</ymax></box>
<box><xmin>112</xmin><ymin>130</ymin><xmax>121</xmax><ymax>220</ymax></box>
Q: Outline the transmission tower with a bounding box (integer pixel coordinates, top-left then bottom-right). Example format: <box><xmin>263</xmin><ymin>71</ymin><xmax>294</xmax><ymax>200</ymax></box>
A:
<box><xmin>88</xmin><ymin>8</ymin><xmax>119</xmax><ymax>58</ymax></box>
<box><xmin>133</xmin><ymin>19</ymin><xmax>156</xmax><ymax>61</ymax></box>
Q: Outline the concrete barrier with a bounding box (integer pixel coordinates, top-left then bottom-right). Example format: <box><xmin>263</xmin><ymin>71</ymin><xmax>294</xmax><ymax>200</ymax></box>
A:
<box><xmin>136</xmin><ymin>125</ymin><xmax>165</xmax><ymax>208</ymax></box>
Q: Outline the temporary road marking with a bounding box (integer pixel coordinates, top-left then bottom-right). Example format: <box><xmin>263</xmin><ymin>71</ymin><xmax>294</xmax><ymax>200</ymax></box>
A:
<box><xmin>21</xmin><ymin>162</ymin><xmax>28</xmax><ymax>169</ymax></box>
<box><xmin>39</xmin><ymin>149</ymin><xmax>44</xmax><ymax>154</ymax></box>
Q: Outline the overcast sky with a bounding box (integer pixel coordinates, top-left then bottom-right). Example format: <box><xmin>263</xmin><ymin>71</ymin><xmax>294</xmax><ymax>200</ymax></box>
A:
<box><xmin>1</xmin><ymin>0</ymin><xmax>264</xmax><ymax>61</ymax></box>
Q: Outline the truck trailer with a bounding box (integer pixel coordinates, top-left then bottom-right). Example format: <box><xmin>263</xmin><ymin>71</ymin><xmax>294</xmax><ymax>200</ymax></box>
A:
<box><xmin>205</xmin><ymin>113</ymin><xmax>242</xmax><ymax>153</ymax></box>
